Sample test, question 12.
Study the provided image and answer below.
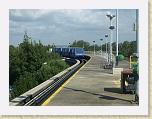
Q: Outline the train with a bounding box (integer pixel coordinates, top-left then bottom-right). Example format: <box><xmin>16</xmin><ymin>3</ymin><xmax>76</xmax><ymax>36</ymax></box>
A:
<box><xmin>53</xmin><ymin>47</ymin><xmax>85</xmax><ymax>59</ymax></box>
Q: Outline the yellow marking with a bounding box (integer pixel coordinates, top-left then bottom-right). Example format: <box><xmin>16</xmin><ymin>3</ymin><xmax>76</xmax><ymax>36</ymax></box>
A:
<box><xmin>113</xmin><ymin>79</ymin><xmax>121</xmax><ymax>86</ymax></box>
<box><xmin>41</xmin><ymin>57</ymin><xmax>92</xmax><ymax>106</ymax></box>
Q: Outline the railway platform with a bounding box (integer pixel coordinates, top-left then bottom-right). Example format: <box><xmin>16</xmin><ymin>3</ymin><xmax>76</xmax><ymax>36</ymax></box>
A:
<box><xmin>42</xmin><ymin>55</ymin><xmax>137</xmax><ymax>106</ymax></box>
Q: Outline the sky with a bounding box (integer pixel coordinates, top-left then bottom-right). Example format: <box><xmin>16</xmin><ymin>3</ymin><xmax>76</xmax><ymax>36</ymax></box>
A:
<box><xmin>9</xmin><ymin>9</ymin><xmax>137</xmax><ymax>46</ymax></box>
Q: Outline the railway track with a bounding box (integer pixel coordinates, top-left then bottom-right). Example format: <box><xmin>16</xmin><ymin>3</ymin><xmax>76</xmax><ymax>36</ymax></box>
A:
<box><xmin>10</xmin><ymin>58</ymin><xmax>89</xmax><ymax>106</ymax></box>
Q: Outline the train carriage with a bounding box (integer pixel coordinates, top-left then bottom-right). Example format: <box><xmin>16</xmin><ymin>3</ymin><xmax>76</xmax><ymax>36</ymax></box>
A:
<box><xmin>53</xmin><ymin>47</ymin><xmax>84</xmax><ymax>59</ymax></box>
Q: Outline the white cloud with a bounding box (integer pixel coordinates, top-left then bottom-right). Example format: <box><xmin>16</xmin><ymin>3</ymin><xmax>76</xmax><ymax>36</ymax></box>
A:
<box><xmin>55</xmin><ymin>9</ymin><xmax>107</xmax><ymax>26</ymax></box>
<box><xmin>9</xmin><ymin>9</ymin><xmax>136</xmax><ymax>46</ymax></box>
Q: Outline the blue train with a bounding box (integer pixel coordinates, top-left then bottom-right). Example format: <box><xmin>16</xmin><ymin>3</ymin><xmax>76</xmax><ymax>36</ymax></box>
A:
<box><xmin>53</xmin><ymin>47</ymin><xmax>84</xmax><ymax>59</ymax></box>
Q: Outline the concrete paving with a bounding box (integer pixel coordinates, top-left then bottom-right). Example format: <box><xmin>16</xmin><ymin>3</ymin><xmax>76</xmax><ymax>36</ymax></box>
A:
<box><xmin>46</xmin><ymin>55</ymin><xmax>137</xmax><ymax>106</ymax></box>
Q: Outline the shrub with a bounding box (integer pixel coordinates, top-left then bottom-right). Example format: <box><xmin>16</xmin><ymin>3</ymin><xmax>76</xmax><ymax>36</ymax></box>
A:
<box><xmin>118</xmin><ymin>54</ymin><xmax>124</xmax><ymax>61</ymax></box>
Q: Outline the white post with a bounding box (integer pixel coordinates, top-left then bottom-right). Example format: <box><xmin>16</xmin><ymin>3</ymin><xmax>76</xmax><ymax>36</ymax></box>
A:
<box><xmin>94</xmin><ymin>43</ymin><xmax>95</xmax><ymax>55</ymax></box>
<box><xmin>93</xmin><ymin>41</ymin><xmax>95</xmax><ymax>55</ymax></box>
<box><xmin>108</xmin><ymin>42</ymin><xmax>110</xmax><ymax>63</ymax></box>
<box><xmin>116</xmin><ymin>9</ymin><xmax>119</xmax><ymax>56</ymax></box>
<box><xmin>136</xmin><ymin>9</ymin><xmax>139</xmax><ymax>55</ymax></box>
<box><xmin>110</xmin><ymin>20</ymin><xmax>113</xmax><ymax>63</ymax></box>
<box><xmin>115</xmin><ymin>9</ymin><xmax>119</xmax><ymax>66</ymax></box>
<box><xmin>100</xmin><ymin>39</ymin><xmax>103</xmax><ymax>56</ymax></box>
<box><xmin>101</xmin><ymin>42</ymin><xmax>102</xmax><ymax>55</ymax></box>
<box><xmin>106</xmin><ymin>12</ymin><xmax>115</xmax><ymax>64</ymax></box>
<box><xmin>105</xmin><ymin>35</ymin><xmax>108</xmax><ymax>62</ymax></box>
<box><xmin>94</xmin><ymin>43</ymin><xmax>96</xmax><ymax>55</ymax></box>
<box><xmin>106</xmin><ymin>39</ymin><xmax>107</xmax><ymax>55</ymax></box>
<box><xmin>106</xmin><ymin>37</ymin><xmax>108</xmax><ymax>62</ymax></box>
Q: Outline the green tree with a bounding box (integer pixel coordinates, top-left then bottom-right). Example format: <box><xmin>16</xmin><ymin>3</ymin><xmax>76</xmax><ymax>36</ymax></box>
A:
<box><xmin>9</xmin><ymin>32</ymin><xmax>69</xmax><ymax>99</ymax></box>
<box><xmin>70</xmin><ymin>40</ymin><xmax>90</xmax><ymax>50</ymax></box>
<box><xmin>9</xmin><ymin>45</ymin><xmax>21</xmax><ymax>85</ymax></box>
<box><xmin>120</xmin><ymin>41</ymin><xmax>137</xmax><ymax>57</ymax></box>
<box><xmin>12</xmin><ymin>72</ymin><xmax>38</xmax><ymax>97</ymax></box>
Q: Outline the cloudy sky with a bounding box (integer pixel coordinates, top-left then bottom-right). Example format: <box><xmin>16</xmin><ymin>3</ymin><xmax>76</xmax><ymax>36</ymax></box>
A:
<box><xmin>9</xmin><ymin>9</ymin><xmax>136</xmax><ymax>46</ymax></box>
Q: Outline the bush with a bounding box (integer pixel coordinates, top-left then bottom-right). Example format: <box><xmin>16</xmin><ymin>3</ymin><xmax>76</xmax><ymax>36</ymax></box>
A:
<box><xmin>48</xmin><ymin>60</ymin><xmax>69</xmax><ymax>75</ymax></box>
<box><xmin>118</xmin><ymin>54</ymin><xmax>124</xmax><ymax>61</ymax></box>
<box><xmin>12</xmin><ymin>72</ymin><xmax>38</xmax><ymax>97</ymax></box>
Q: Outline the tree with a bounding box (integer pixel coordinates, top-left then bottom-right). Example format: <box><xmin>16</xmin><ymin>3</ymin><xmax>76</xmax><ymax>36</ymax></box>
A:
<box><xmin>70</xmin><ymin>40</ymin><xmax>90</xmax><ymax>50</ymax></box>
<box><xmin>9</xmin><ymin>45</ymin><xmax>21</xmax><ymax>86</ymax></box>
<box><xmin>12</xmin><ymin>72</ymin><xmax>38</xmax><ymax>97</ymax></box>
<box><xmin>9</xmin><ymin>32</ymin><xmax>69</xmax><ymax>99</ymax></box>
<box><xmin>118</xmin><ymin>41</ymin><xmax>137</xmax><ymax>57</ymax></box>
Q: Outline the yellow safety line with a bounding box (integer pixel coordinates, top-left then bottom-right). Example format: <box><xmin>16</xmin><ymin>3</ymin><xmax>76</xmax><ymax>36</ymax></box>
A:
<box><xmin>113</xmin><ymin>79</ymin><xmax>121</xmax><ymax>88</ymax></box>
<box><xmin>114</xmin><ymin>80</ymin><xmax>120</xmax><ymax>85</ymax></box>
<box><xmin>41</xmin><ymin>56</ymin><xmax>92</xmax><ymax>106</ymax></box>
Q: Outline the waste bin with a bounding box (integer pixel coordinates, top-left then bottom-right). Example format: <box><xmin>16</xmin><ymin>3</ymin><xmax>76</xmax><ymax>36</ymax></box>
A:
<box><xmin>121</xmin><ymin>69</ymin><xmax>133</xmax><ymax>93</ymax></box>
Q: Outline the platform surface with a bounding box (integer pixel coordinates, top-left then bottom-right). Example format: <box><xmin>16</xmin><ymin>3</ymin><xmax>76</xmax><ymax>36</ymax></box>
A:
<box><xmin>44</xmin><ymin>55</ymin><xmax>136</xmax><ymax>106</ymax></box>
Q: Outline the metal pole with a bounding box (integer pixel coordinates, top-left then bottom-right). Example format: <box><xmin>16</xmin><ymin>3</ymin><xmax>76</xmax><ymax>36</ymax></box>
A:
<box><xmin>108</xmin><ymin>42</ymin><xmax>110</xmax><ymax>63</ymax></box>
<box><xmin>105</xmin><ymin>34</ymin><xmax>108</xmax><ymax>62</ymax></box>
<box><xmin>106</xmin><ymin>13</ymin><xmax>115</xmax><ymax>64</ymax></box>
<box><xmin>100</xmin><ymin>39</ymin><xmax>103</xmax><ymax>56</ymax></box>
<box><xmin>106</xmin><ymin>41</ymin><xmax>108</xmax><ymax>62</ymax></box>
<box><xmin>93</xmin><ymin>41</ymin><xmax>95</xmax><ymax>55</ymax></box>
<box><xmin>116</xmin><ymin>9</ymin><xmax>119</xmax><ymax>56</ymax></box>
<box><xmin>106</xmin><ymin>39</ymin><xmax>107</xmax><ymax>55</ymax></box>
<box><xmin>94</xmin><ymin>43</ymin><xmax>95</xmax><ymax>55</ymax></box>
<box><xmin>116</xmin><ymin>9</ymin><xmax>119</xmax><ymax>66</ymax></box>
<box><xmin>110</xmin><ymin>19</ymin><xmax>112</xmax><ymax>63</ymax></box>
<box><xmin>105</xmin><ymin>35</ymin><xmax>108</xmax><ymax>62</ymax></box>
<box><xmin>136</xmin><ymin>9</ymin><xmax>139</xmax><ymax>55</ymax></box>
<box><xmin>101</xmin><ymin>41</ymin><xmax>102</xmax><ymax>56</ymax></box>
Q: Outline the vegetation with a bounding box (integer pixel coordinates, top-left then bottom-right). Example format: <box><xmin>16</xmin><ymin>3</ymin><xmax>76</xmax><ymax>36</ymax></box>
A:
<box><xmin>70</xmin><ymin>40</ymin><xmax>137</xmax><ymax>58</ymax></box>
<box><xmin>9</xmin><ymin>33</ymin><xmax>69</xmax><ymax>99</ymax></box>
<box><xmin>118</xmin><ymin>54</ymin><xmax>125</xmax><ymax>61</ymax></box>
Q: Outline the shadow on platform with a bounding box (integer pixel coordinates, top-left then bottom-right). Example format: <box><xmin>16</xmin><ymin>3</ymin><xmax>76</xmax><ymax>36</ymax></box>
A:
<box><xmin>104</xmin><ymin>87</ymin><xmax>123</xmax><ymax>94</ymax></box>
<box><xmin>64</xmin><ymin>87</ymin><xmax>132</xmax><ymax>103</ymax></box>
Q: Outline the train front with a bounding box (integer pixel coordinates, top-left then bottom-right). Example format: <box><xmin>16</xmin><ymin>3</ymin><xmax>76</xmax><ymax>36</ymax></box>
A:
<box><xmin>74</xmin><ymin>48</ymin><xmax>84</xmax><ymax>59</ymax></box>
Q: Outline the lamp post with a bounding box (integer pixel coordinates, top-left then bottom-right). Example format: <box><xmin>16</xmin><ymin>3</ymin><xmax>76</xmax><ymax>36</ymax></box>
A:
<box><xmin>52</xmin><ymin>43</ymin><xmax>55</xmax><ymax>48</ymax></box>
<box><xmin>68</xmin><ymin>43</ymin><xmax>71</xmax><ymax>52</ymax></box>
<box><xmin>93</xmin><ymin>41</ymin><xmax>95</xmax><ymax>55</ymax></box>
<box><xmin>136</xmin><ymin>9</ymin><xmax>139</xmax><ymax>55</ymax></box>
<box><xmin>116</xmin><ymin>9</ymin><xmax>119</xmax><ymax>66</ymax></box>
<box><xmin>105</xmin><ymin>34</ymin><xmax>108</xmax><ymax>62</ymax></box>
<box><xmin>116</xmin><ymin>9</ymin><xmax>119</xmax><ymax>57</ymax></box>
<box><xmin>100</xmin><ymin>39</ymin><xmax>103</xmax><ymax>56</ymax></box>
<box><xmin>106</xmin><ymin>12</ymin><xmax>115</xmax><ymax>64</ymax></box>
<box><xmin>133</xmin><ymin>10</ymin><xmax>139</xmax><ymax>55</ymax></box>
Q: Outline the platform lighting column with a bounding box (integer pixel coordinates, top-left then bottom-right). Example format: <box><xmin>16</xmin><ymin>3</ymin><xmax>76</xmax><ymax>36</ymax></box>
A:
<box><xmin>100</xmin><ymin>39</ymin><xmax>103</xmax><ymax>56</ymax></box>
<box><xmin>110</xmin><ymin>26</ymin><xmax>113</xmax><ymax>63</ymax></box>
<box><xmin>106</xmin><ymin>12</ymin><xmax>115</xmax><ymax>64</ymax></box>
<box><xmin>136</xmin><ymin>9</ymin><xmax>139</xmax><ymax>55</ymax></box>
<box><xmin>52</xmin><ymin>43</ymin><xmax>55</xmax><ymax>48</ymax></box>
<box><xmin>93</xmin><ymin>41</ymin><xmax>95</xmax><ymax>55</ymax></box>
<box><xmin>105</xmin><ymin>34</ymin><xmax>108</xmax><ymax>62</ymax></box>
<box><xmin>116</xmin><ymin>9</ymin><xmax>119</xmax><ymax>57</ymax></box>
<box><xmin>116</xmin><ymin>9</ymin><xmax>119</xmax><ymax>66</ymax></box>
